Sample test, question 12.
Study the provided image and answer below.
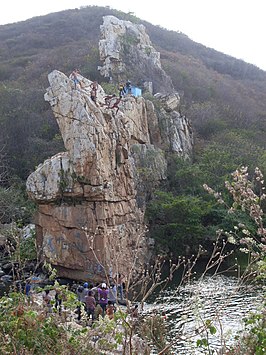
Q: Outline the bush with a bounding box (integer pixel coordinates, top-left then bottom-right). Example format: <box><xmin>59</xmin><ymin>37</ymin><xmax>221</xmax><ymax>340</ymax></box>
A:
<box><xmin>146</xmin><ymin>191</ymin><xmax>207</xmax><ymax>254</ymax></box>
<box><xmin>0</xmin><ymin>185</ymin><xmax>35</xmax><ymax>224</ymax></box>
<box><xmin>0</xmin><ymin>292</ymin><xmax>81</xmax><ymax>354</ymax></box>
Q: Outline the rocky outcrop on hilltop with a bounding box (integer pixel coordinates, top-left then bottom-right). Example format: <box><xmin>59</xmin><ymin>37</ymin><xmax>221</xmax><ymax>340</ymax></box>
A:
<box><xmin>26</xmin><ymin>69</ymin><xmax>193</xmax><ymax>281</ymax></box>
<box><xmin>98</xmin><ymin>15</ymin><xmax>174</xmax><ymax>94</ymax></box>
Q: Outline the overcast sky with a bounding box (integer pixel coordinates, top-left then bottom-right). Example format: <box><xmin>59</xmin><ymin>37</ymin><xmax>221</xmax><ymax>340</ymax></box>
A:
<box><xmin>1</xmin><ymin>0</ymin><xmax>265</xmax><ymax>71</ymax></box>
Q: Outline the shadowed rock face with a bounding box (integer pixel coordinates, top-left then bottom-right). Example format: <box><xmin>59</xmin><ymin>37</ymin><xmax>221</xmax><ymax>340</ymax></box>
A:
<box><xmin>26</xmin><ymin>64</ymin><xmax>192</xmax><ymax>281</ymax></box>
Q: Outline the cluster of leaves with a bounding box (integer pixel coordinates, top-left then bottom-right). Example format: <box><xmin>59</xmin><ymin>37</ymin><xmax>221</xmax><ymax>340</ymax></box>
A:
<box><xmin>196</xmin><ymin>319</ymin><xmax>217</xmax><ymax>352</ymax></box>
<box><xmin>223</xmin><ymin>307</ymin><xmax>266</xmax><ymax>355</ymax></box>
<box><xmin>146</xmin><ymin>191</ymin><xmax>207</xmax><ymax>254</ymax></box>
<box><xmin>0</xmin><ymin>185</ymin><xmax>34</xmax><ymax>224</ymax></box>
<box><xmin>0</xmin><ymin>292</ymin><xmax>79</xmax><ymax>354</ymax></box>
<box><xmin>0</xmin><ymin>224</ymin><xmax>38</xmax><ymax>282</ymax></box>
<box><xmin>233</xmin><ymin>309</ymin><xmax>266</xmax><ymax>354</ymax></box>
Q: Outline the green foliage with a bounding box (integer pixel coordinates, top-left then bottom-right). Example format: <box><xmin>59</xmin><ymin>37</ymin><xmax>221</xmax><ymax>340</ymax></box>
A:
<box><xmin>196</xmin><ymin>321</ymin><xmax>218</xmax><ymax>351</ymax></box>
<box><xmin>113</xmin><ymin>10</ymin><xmax>141</xmax><ymax>24</ymax></box>
<box><xmin>0</xmin><ymin>224</ymin><xmax>37</xmax><ymax>282</ymax></box>
<box><xmin>0</xmin><ymin>284</ymin><xmax>149</xmax><ymax>354</ymax></box>
<box><xmin>81</xmin><ymin>46</ymin><xmax>102</xmax><ymax>81</ymax></box>
<box><xmin>43</xmin><ymin>261</ymin><xmax>58</xmax><ymax>281</ymax></box>
<box><xmin>0</xmin><ymin>292</ymin><xmax>84</xmax><ymax>354</ymax></box>
<box><xmin>0</xmin><ymin>85</ymin><xmax>64</xmax><ymax>181</ymax></box>
<box><xmin>196</xmin><ymin>143</ymin><xmax>239</xmax><ymax>190</ymax></box>
<box><xmin>121</xmin><ymin>33</ymin><xmax>140</xmax><ymax>47</ymax></box>
<box><xmin>196</xmin><ymin>319</ymin><xmax>217</xmax><ymax>351</ymax></box>
<box><xmin>165</xmin><ymin>155</ymin><xmax>206</xmax><ymax>195</ymax></box>
<box><xmin>101</xmin><ymin>82</ymin><xmax>119</xmax><ymax>96</ymax></box>
<box><xmin>18</xmin><ymin>229</ymin><xmax>37</xmax><ymax>261</ymax></box>
<box><xmin>0</xmin><ymin>184</ymin><xmax>35</xmax><ymax>224</ymax></box>
<box><xmin>212</xmin><ymin>130</ymin><xmax>265</xmax><ymax>172</ymax></box>
<box><xmin>237</xmin><ymin>308</ymin><xmax>266</xmax><ymax>354</ymax></box>
<box><xmin>146</xmin><ymin>191</ymin><xmax>207</xmax><ymax>254</ymax></box>
<box><xmin>149</xmin><ymin>152</ymin><xmax>266</xmax><ymax>256</ymax></box>
<box><xmin>142</xmin><ymin>93</ymin><xmax>163</xmax><ymax>112</ymax></box>
<box><xmin>58</xmin><ymin>167</ymin><xmax>71</xmax><ymax>194</ymax></box>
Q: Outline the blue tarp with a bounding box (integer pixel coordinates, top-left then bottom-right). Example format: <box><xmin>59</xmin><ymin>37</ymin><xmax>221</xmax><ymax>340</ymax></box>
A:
<box><xmin>125</xmin><ymin>86</ymin><xmax>142</xmax><ymax>97</ymax></box>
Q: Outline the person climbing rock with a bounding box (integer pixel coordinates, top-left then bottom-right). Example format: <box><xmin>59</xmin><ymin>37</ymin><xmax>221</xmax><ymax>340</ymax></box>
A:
<box><xmin>104</xmin><ymin>94</ymin><xmax>116</xmax><ymax>108</ymax></box>
<box><xmin>109</xmin><ymin>97</ymin><xmax>121</xmax><ymax>114</ymax></box>
<box><xmin>90</xmin><ymin>81</ymin><xmax>98</xmax><ymax>105</ymax></box>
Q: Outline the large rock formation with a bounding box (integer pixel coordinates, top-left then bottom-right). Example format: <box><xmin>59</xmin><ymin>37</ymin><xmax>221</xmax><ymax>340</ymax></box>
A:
<box><xmin>26</xmin><ymin>70</ymin><xmax>192</xmax><ymax>280</ymax></box>
<box><xmin>98</xmin><ymin>15</ymin><xmax>174</xmax><ymax>94</ymax></box>
<box><xmin>26</xmin><ymin>16</ymin><xmax>193</xmax><ymax>281</ymax></box>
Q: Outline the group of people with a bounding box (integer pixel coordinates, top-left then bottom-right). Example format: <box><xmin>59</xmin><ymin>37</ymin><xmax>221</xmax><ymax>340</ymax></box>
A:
<box><xmin>24</xmin><ymin>275</ymin><xmax>140</xmax><ymax>326</ymax></box>
<box><xmin>119</xmin><ymin>80</ymin><xmax>132</xmax><ymax>97</ymax></box>
<box><xmin>69</xmin><ymin>69</ymin><xmax>99</xmax><ymax>105</ymax></box>
<box><xmin>69</xmin><ymin>69</ymin><xmax>134</xmax><ymax>115</ymax></box>
<box><xmin>28</xmin><ymin>273</ymin><xmax>129</xmax><ymax>323</ymax></box>
<box><xmin>41</xmin><ymin>288</ymin><xmax>65</xmax><ymax>316</ymax></box>
<box><xmin>103</xmin><ymin>80</ymin><xmax>132</xmax><ymax>114</ymax></box>
<box><xmin>75</xmin><ymin>273</ymin><xmax>127</xmax><ymax>323</ymax></box>
<box><xmin>76</xmin><ymin>282</ymin><xmax>117</xmax><ymax>322</ymax></box>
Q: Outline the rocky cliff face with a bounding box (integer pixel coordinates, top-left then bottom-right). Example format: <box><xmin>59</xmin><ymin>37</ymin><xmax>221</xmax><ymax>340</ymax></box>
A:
<box><xmin>26</xmin><ymin>17</ymin><xmax>193</xmax><ymax>281</ymax></box>
<box><xmin>98</xmin><ymin>15</ymin><xmax>174</xmax><ymax>94</ymax></box>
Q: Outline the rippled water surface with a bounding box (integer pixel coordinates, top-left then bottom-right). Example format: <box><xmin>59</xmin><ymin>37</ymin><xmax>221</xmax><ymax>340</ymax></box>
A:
<box><xmin>146</xmin><ymin>275</ymin><xmax>263</xmax><ymax>354</ymax></box>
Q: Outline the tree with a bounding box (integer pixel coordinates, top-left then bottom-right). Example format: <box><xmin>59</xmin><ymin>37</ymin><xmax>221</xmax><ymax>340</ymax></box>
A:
<box><xmin>146</xmin><ymin>191</ymin><xmax>207</xmax><ymax>255</ymax></box>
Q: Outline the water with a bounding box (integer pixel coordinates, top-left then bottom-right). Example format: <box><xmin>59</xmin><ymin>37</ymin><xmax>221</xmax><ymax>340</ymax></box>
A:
<box><xmin>145</xmin><ymin>274</ymin><xmax>263</xmax><ymax>354</ymax></box>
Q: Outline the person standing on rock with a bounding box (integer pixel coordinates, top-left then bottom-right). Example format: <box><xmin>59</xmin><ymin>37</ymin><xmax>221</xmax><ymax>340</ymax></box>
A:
<box><xmin>97</xmin><ymin>283</ymin><xmax>109</xmax><ymax>315</ymax></box>
<box><xmin>119</xmin><ymin>83</ymin><xmax>126</xmax><ymax>98</ymax></box>
<box><xmin>70</xmin><ymin>69</ymin><xmax>81</xmax><ymax>90</ymax></box>
<box><xmin>85</xmin><ymin>290</ymin><xmax>96</xmax><ymax>322</ymax></box>
<box><xmin>108</xmin><ymin>283</ymin><xmax>117</xmax><ymax>305</ymax></box>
